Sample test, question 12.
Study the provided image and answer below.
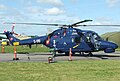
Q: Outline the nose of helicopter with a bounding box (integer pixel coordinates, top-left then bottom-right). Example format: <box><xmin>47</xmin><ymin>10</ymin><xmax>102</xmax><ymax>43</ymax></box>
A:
<box><xmin>111</xmin><ymin>42</ymin><xmax>118</xmax><ymax>49</ymax></box>
<box><xmin>99</xmin><ymin>41</ymin><xmax>118</xmax><ymax>53</ymax></box>
<box><xmin>101</xmin><ymin>41</ymin><xmax>118</xmax><ymax>49</ymax></box>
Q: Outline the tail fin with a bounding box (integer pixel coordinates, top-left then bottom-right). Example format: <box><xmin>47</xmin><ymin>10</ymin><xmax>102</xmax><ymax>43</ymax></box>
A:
<box><xmin>4</xmin><ymin>30</ymin><xmax>20</xmax><ymax>45</ymax></box>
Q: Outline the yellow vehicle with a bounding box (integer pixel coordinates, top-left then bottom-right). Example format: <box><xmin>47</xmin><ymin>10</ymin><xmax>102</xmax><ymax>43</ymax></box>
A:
<box><xmin>1</xmin><ymin>39</ymin><xmax>9</xmax><ymax>46</ymax></box>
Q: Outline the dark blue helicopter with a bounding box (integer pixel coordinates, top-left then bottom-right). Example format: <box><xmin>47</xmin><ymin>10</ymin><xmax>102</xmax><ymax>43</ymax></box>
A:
<box><xmin>1</xmin><ymin>20</ymin><xmax>119</xmax><ymax>56</ymax></box>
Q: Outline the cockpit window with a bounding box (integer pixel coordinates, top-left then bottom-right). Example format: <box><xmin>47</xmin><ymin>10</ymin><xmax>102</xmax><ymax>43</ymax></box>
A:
<box><xmin>85</xmin><ymin>33</ymin><xmax>91</xmax><ymax>42</ymax></box>
<box><xmin>75</xmin><ymin>36</ymin><xmax>82</xmax><ymax>43</ymax></box>
<box><xmin>92</xmin><ymin>33</ymin><xmax>101</xmax><ymax>41</ymax></box>
<box><xmin>85</xmin><ymin>32</ymin><xmax>102</xmax><ymax>42</ymax></box>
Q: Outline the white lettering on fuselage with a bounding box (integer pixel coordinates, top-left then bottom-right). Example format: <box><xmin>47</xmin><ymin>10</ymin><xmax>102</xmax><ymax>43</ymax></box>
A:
<box><xmin>72</xmin><ymin>32</ymin><xmax>78</xmax><ymax>35</ymax></box>
<box><xmin>33</xmin><ymin>39</ymin><xmax>41</xmax><ymax>43</ymax></box>
<box><xmin>53</xmin><ymin>40</ymin><xmax>56</xmax><ymax>47</ymax></box>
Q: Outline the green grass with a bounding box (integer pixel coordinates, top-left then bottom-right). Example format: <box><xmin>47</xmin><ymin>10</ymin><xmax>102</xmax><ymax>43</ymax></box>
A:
<box><xmin>0</xmin><ymin>45</ymin><xmax>49</xmax><ymax>53</ymax></box>
<box><xmin>0</xmin><ymin>60</ymin><xmax>120</xmax><ymax>81</ymax></box>
<box><xmin>116</xmin><ymin>48</ymin><xmax>120</xmax><ymax>51</ymax></box>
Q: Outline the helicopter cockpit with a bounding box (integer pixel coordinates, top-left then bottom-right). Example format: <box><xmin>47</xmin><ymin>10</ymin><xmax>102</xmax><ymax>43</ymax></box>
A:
<box><xmin>84</xmin><ymin>31</ymin><xmax>102</xmax><ymax>50</ymax></box>
<box><xmin>84</xmin><ymin>31</ymin><xmax>102</xmax><ymax>42</ymax></box>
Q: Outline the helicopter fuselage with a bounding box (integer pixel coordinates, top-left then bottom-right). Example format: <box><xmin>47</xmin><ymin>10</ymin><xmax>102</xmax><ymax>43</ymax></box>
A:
<box><xmin>3</xmin><ymin>19</ymin><xmax>119</xmax><ymax>55</ymax></box>
<box><xmin>4</xmin><ymin>27</ymin><xmax>118</xmax><ymax>54</ymax></box>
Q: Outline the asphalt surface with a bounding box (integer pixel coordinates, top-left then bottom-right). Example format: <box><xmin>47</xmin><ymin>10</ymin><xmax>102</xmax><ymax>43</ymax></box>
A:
<box><xmin>0</xmin><ymin>51</ymin><xmax>120</xmax><ymax>62</ymax></box>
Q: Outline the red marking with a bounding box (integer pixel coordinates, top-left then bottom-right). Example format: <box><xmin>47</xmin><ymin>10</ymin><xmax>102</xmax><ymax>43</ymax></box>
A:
<box><xmin>10</xmin><ymin>37</ymin><xmax>13</xmax><ymax>41</ymax></box>
<box><xmin>54</xmin><ymin>35</ymin><xmax>58</xmax><ymax>38</ymax></box>
<box><xmin>63</xmin><ymin>30</ymin><xmax>67</xmax><ymax>36</ymax></box>
<box><xmin>46</xmin><ymin>37</ymin><xmax>50</xmax><ymax>45</ymax></box>
<box><xmin>64</xmin><ymin>33</ymin><xmax>66</xmax><ymax>36</ymax></box>
<box><xmin>46</xmin><ymin>40</ymin><xmax>50</xmax><ymax>45</ymax></box>
<box><xmin>4</xmin><ymin>30</ymin><xmax>7</xmax><ymax>33</ymax></box>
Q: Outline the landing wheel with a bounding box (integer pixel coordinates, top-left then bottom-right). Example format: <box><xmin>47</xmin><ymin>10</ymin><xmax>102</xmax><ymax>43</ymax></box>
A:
<box><xmin>81</xmin><ymin>52</ymin><xmax>84</xmax><ymax>55</ymax></box>
<box><xmin>88</xmin><ymin>52</ymin><xmax>93</xmax><ymax>56</ymax></box>
<box><xmin>79</xmin><ymin>52</ymin><xmax>84</xmax><ymax>56</ymax></box>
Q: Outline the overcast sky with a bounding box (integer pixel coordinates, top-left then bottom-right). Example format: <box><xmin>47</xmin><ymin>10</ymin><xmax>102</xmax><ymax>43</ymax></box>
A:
<box><xmin>0</xmin><ymin>0</ymin><xmax>120</xmax><ymax>36</ymax></box>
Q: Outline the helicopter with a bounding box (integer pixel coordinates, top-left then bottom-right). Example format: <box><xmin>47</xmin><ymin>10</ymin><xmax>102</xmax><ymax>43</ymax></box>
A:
<box><xmin>0</xmin><ymin>19</ymin><xmax>119</xmax><ymax>57</ymax></box>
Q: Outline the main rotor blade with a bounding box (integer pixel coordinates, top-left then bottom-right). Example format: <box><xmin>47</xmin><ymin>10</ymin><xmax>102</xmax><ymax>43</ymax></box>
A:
<box><xmin>5</xmin><ymin>20</ymin><xmax>93</xmax><ymax>27</ymax></box>
<box><xmin>71</xmin><ymin>19</ymin><xmax>93</xmax><ymax>27</ymax></box>
<box><xmin>76</xmin><ymin>25</ymin><xmax>120</xmax><ymax>27</ymax></box>
<box><xmin>5</xmin><ymin>23</ymin><xmax>66</xmax><ymax>27</ymax></box>
<box><xmin>6</xmin><ymin>21</ymin><xmax>119</xmax><ymax>28</ymax></box>
<box><xmin>11</xmin><ymin>25</ymin><xmax>15</xmax><ymax>32</ymax></box>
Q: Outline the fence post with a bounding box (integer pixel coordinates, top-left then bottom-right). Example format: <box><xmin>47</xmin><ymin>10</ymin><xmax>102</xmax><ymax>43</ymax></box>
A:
<box><xmin>13</xmin><ymin>42</ymin><xmax>19</xmax><ymax>60</ymax></box>
<box><xmin>2</xmin><ymin>45</ymin><xmax>4</xmax><ymax>54</ymax></box>
<box><xmin>69</xmin><ymin>48</ymin><xmax>72</xmax><ymax>61</ymax></box>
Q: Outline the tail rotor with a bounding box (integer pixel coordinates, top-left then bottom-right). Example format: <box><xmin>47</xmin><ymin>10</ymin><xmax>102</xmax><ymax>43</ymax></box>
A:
<box><xmin>11</xmin><ymin>24</ymin><xmax>15</xmax><ymax>33</ymax></box>
<box><xmin>9</xmin><ymin>23</ymin><xmax>20</xmax><ymax>36</ymax></box>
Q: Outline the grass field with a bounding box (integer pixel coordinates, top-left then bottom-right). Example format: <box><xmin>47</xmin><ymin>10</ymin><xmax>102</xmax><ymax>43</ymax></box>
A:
<box><xmin>0</xmin><ymin>60</ymin><xmax>120</xmax><ymax>81</ymax></box>
<box><xmin>116</xmin><ymin>48</ymin><xmax>120</xmax><ymax>51</ymax></box>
